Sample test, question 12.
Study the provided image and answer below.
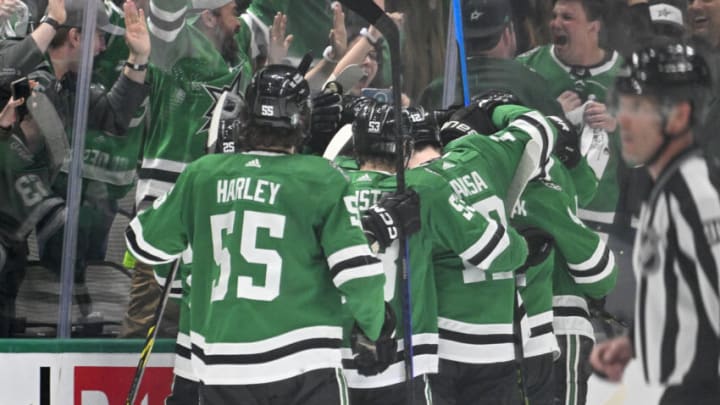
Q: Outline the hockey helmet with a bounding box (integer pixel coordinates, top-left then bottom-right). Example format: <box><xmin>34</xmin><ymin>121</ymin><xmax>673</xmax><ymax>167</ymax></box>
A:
<box><xmin>406</xmin><ymin>106</ymin><xmax>442</xmax><ymax>148</ymax></box>
<box><xmin>613</xmin><ymin>39</ymin><xmax>711</xmax><ymax>125</ymax></box>
<box><xmin>352</xmin><ymin>103</ymin><xmax>413</xmax><ymax>160</ymax></box>
<box><xmin>245</xmin><ymin>64</ymin><xmax>311</xmax><ymax>131</ymax></box>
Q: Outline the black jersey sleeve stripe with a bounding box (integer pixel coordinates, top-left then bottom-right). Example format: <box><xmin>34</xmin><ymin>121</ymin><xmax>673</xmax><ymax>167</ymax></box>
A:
<box><xmin>530</xmin><ymin>322</ymin><xmax>554</xmax><ymax>338</ymax></box>
<box><xmin>148</xmin><ymin>11</ymin><xmax>185</xmax><ymax>34</ymax></box>
<box><xmin>466</xmin><ymin>224</ymin><xmax>505</xmax><ymax>266</ymax></box>
<box><xmin>439</xmin><ymin>328</ymin><xmax>515</xmax><ymax>345</ymax></box>
<box><xmin>192</xmin><ymin>337</ymin><xmax>342</xmax><ymax>365</ymax></box>
<box><xmin>568</xmin><ymin>247</ymin><xmax>611</xmax><ymax>278</ymax></box>
<box><xmin>329</xmin><ymin>255</ymin><xmax>382</xmax><ymax>280</ymax></box>
<box><xmin>138</xmin><ymin>167</ymin><xmax>182</xmax><ymax>184</ymax></box>
<box><xmin>125</xmin><ymin>226</ymin><xmax>168</xmax><ymax>264</ymax></box>
<box><xmin>514</xmin><ymin>112</ymin><xmax>552</xmax><ymax>165</ymax></box>
<box><xmin>553</xmin><ymin>306</ymin><xmax>590</xmax><ymax>319</ymax></box>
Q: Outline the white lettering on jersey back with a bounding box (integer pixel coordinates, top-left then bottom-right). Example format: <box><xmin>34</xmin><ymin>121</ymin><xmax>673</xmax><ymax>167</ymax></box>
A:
<box><xmin>448</xmin><ymin>170</ymin><xmax>489</xmax><ymax>198</ymax></box>
<box><xmin>217</xmin><ymin>177</ymin><xmax>281</xmax><ymax>205</ymax></box>
<box><xmin>355</xmin><ymin>189</ymin><xmax>383</xmax><ymax>211</ymax></box>
<box><xmin>512</xmin><ymin>200</ymin><xmax>527</xmax><ymax>217</ymax></box>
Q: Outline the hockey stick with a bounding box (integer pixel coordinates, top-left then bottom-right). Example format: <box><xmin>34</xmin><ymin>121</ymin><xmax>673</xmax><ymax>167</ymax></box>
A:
<box><xmin>451</xmin><ymin>0</ymin><xmax>471</xmax><ymax>106</ymax></box>
<box><xmin>125</xmin><ymin>259</ymin><xmax>181</xmax><ymax>405</ymax></box>
<box><xmin>322</xmin><ymin>124</ymin><xmax>354</xmax><ymax>160</ymax></box>
<box><xmin>207</xmin><ymin>91</ymin><xmax>229</xmax><ymax>153</ymax></box>
<box><xmin>337</xmin><ymin>0</ymin><xmax>415</xmax><ymax>401</ymax></box>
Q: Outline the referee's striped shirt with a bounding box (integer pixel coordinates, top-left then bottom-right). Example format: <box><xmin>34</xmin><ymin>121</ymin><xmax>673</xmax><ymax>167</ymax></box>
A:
<box><xmin>633</xmin><ymin>150</ymin><xmax>720</xmax><ymax>390</ymax></box>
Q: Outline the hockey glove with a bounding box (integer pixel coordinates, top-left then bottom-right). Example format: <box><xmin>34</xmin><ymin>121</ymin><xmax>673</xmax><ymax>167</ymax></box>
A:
<box><xmin>351</xmin><ymin>302</ymin><xmax>397</xmax><ymax>376</ymax></box>
<box><xmin>440</xmin><ymin>90</ymin><xmax>521</xmax><ymax>144</ymax></box>
<box><xmin>361</xmin><ymin>189</ymin><xmax>421</xmax><ymax>251</ymax></box>
<box><xmin>516</xmin><ymin>227</ymin><xmax>554</xmax><ymax>286</ymax></box>
<box><xmin>547</xmin><ymin>115</ymin><xmax>581</xmax><ymax>169</ymax></box>
<box><xmin>308</xmin><ymin>82</ymin><xmax>345</xmax><ymax>153</ymax></box>
<box><xmin>341</xmin><ymin>95</ymin><xmax>375</xmax><ymax>125</ymax></box>
<box><xmin>520</xmin><ymin>227</ymin><xmax>554</xmax><ymax>268</ymax></box>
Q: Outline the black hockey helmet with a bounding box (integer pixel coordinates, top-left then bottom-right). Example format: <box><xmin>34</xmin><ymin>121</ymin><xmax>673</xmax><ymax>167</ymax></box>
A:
<box><xmin>406</xmin><ymin>106</ymin><xmax>442</xmax><ymax>149</ymax></box>
<box><xmin>352</xmin><ymin>102</ymin><xmax>413</xmax><ymax>162</ymax></box>
<box><xmin>613</xmin><ymin>38</ymin><xmax>711</xmax><ymax>125</ymax></box>
<box><xmin>245</xmin><ymin>64</ymin><xmax>311</xmax><ymax>131</ymax></box>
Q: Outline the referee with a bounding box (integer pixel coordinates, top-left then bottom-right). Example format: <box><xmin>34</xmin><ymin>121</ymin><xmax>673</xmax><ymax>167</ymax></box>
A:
<box><xmin>590</xmin><ymin>38</ymin><xmax>720</xmax><ymax>404</ymax></box>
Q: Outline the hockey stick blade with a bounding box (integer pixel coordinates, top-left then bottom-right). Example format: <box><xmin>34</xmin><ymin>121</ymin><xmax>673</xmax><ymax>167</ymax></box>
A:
<box><xmin>126</xmin><ymin>260</ymin><xmax>181</xmax><ymax>405</ymax></box>
<box><xmin>506</xmin><ymin>140</ymin><xmax>541</xmax><ymax>213</ymax></box>
<box><xmin>322</xmin><ymin>124</ymin><xmax>354</xmax><ymax>160</ymax></box>
<box><xmin>207</xmin><ymin>91</ymin><xmax>229</xmax><ymax>153</ymax></box>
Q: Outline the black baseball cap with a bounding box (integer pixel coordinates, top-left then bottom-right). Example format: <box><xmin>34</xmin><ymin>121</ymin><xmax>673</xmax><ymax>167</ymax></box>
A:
<box><xmin>63</xmin><ymin>0</ymin><xmax>124</xmax><ymax>35</ymax></box>
<box><xmin>462</xmin><ymin>0</ymin><xmax>512</xmax><ymax>39</ymax></box>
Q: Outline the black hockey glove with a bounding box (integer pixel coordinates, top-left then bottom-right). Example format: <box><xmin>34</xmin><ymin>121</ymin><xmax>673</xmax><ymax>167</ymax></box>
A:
<box><xmin>520</xmin><ymin>227</ymin><xmax>554</xmax><ymax>268</ymax></box>
<box><xmin>547</xmin><ymin>115</ymin><xmax>581</xmax><ymax>169</ymax></box>
<box><xmin>361</xmin><ymin>189</ymin><xmax>421</xmax><ymax>251</ymax></box>
<box><xmin>440</xmin><ymin>90</ymin><xmax>521</xmax><ymax>145</ymax></box>
<box><xmin>516</xmin><ymin>227</ymin><xmax>554</xmax><ymax>286</ymax></box>
<box><xmin>308</xmin><ymin>82</ymin><xmax>345</xmax><ymax>154</ymax></box>
<box><xmin>351</xmin><ymin>302</ymin><xmax>397</xmax><ymax>376</ymax></box>
<box><xmin>341</xmin><ymin>95</ymin><xmax>375</xmax><ymax>125</ymax></box>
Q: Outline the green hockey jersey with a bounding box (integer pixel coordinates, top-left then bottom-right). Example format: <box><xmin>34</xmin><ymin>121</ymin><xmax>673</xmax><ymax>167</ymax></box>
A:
<box><xmin>514</xmin><ymin>159</ymin><xmax>618</xmax><ymax>344</ymax></box>
<box><xmin>426</xmin><ymin>104</ymin><xmax>555</xmax><ymax>364</ymax></box>
<box><xmin>138</xmin><ymin>0</ymin><xmax>252</xmax><ymax>207</ymax></box>
<box><xmin>517</xmin><ymin>45</ymin><xmax>624</xmax><ymax>227</ymax></box>
<box><xmin>126</xmin><ymin>151</ymin><xmax>386</xmax><ymax>385</ymax></box>
<box><xmin>342</xmin><ymin>169</ymin><xmax>438</xmax><ymax>389</ymax></box>
<box><xmin>343</xmin><ymin>164</ymin><xmax>525</xmax><ymax>387</ymax></box>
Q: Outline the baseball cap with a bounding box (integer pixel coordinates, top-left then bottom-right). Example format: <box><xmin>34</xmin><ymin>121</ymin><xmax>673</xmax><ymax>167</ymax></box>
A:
<box><xmin>648</xmin><ymin>0</ymin><xmax>686</xmax><ymax>33</ymax></box>
<box><xmin>63</xmin><ymin>0</ymin><xmax>125</xmax><ymax>35</ymax></box>
<box><xmin>462</xmin><ymin>0</ymin><xmax>512</xmax><ymax>39</ymax></box>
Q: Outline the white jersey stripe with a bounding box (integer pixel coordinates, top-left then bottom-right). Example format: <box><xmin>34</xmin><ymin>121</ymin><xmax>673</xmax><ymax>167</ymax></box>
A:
<box><xmin>438</xmin><ymin>339</ymin><xmax>515</xmax><ymax>363</ymax></box>
<box><xmin>141</xmin><ymin>157</ymin><xmax>189</xmax><ymax>173</ymax></box>
<box><xmin>573</xmin><ymin>253</ymin><xmax>615</xmax><ymax>284</ymax></box>
<box><xmin>150</xmin><ymin>0</ymin><xmax>187</xmax><ymax>23</ymax></box>
<box><xmin>192</xmin><ymin>348</ymin><xmax>341</xmax><ymax>385</ymax></box>
<box><xmin>333</xmin><ymin>262</ymin><xmax>384</xmax><ymax>287</ymax></box>
<box><xmin>191</xmin><ymin>326</ymin><xmax>342</xmax><ymax>355</ymax></box>
<box><xmin>438</xmin><ymin>317</ymin><xmax>513</xmax><ymax>335</ymax></box>
<box><xmin>327</xmin><ymin>245</ymin><xmax>374</xmax><ymax>269</ymax></box>
<box><xmin>568</xmin><ymin>241</ymin><xmax>606</xmax><ymax>271</ymax></box>
<box><xmin>126</xmin><ymin>219</ymin><xmax>179</xmax><ymax>264</ymax></box>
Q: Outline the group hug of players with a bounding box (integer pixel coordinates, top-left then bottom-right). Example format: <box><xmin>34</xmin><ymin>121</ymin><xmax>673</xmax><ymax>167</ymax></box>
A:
<box><xmin>126</xmin><ymin>62</ymin><xmax>617</xmax><ymax>405</ymax></box>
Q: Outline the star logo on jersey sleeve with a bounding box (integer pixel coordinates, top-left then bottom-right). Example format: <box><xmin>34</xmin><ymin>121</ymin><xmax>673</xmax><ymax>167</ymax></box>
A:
<box><xmin>197</xmin><ymin>71</ymin><xmax>245</xmax><ymax>136</ymax></box>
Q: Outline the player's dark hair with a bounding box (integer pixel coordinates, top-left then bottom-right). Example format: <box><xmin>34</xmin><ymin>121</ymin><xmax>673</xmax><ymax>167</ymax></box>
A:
<box><xmin>245</xmin><ymin>125</ymin><xmax>304</xmax><ymax>151</ymax></box>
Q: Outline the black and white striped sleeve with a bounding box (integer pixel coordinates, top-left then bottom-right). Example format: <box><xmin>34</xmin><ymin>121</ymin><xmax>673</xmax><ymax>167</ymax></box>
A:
<box><xmin>326</xmin><ymin>245</ymin><xmax>383</xmax><ymax>288</ymax></box>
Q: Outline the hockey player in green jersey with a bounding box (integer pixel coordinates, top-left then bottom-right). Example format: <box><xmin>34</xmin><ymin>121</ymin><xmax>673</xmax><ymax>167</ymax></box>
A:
<box><xmin>511</xmin><ymin>115</ymin><xmax>618</xmax><ymax>405</ymax></box>
<box><xmin>343</xmin><ymin>102</ymin><xmax>529</xmax><ymax>405</ymax></box>
<box><xmin>516</xmin><ymin>0</ymin><xmax>624</xmax><ymax>237</ymax></box>
<box><xmin>126</xmin><ymin>63</ymin><xmax>414</xmax><ymax>404</ymax></box>
<box><xmin>407</xmin><ymin>91</ymin><xmax>557</xmax><ymax>405</ymax></box>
